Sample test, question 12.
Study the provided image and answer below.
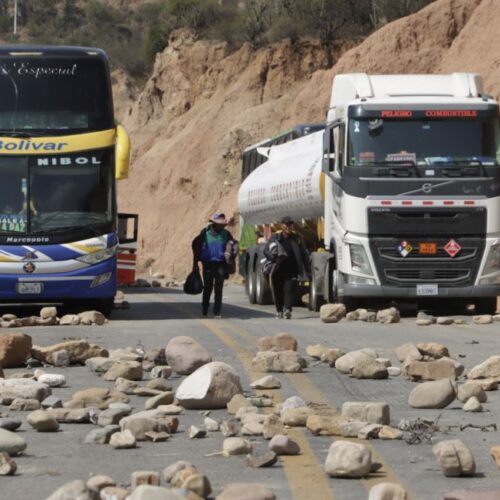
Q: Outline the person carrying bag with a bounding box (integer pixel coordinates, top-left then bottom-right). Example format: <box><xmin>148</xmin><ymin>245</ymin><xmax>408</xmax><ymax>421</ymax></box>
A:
<box><xmin>191</xmin><ymin>212</ymin><xmax>235</xmax><ymax>318</ymax></box>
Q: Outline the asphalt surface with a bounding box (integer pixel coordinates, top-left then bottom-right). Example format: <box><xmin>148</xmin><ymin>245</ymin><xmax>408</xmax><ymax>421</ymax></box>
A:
<box><xmin>2</xmin><ymin>285</ymin><xmax>500</xmax><ymax>500</ymax></box>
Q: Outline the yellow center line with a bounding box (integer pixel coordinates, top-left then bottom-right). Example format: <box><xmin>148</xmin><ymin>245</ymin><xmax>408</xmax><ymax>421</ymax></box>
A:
<box><xmin>148</xmin><ymin>294</ymin><xmax>336</xmax><ymax>500</ymax></box>
<box><xmin>218</xmin><ymin>319</ymin><xmax>415</xmax><ymax>499</ymax></box>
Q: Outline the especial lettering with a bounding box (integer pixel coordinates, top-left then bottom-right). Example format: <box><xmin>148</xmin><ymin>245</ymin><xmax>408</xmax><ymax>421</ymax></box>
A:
<box><xmin>0</xmin><ymin>62</ymin><xmax>78</xmax><ymax>79</ymax></box>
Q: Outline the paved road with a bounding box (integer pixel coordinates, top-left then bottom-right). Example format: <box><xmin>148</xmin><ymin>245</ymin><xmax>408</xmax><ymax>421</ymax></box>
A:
<box><xmin>2</xmin><ymin>285</ymin><xmax>500</xmax><ymax>500</ymax></box>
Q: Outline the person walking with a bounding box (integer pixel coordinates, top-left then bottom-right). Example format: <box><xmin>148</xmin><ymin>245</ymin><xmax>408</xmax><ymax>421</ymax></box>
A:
<box><xmin>264</xmin><ymin>216</ymin><xmax>310</xmax><ymax>319</ymax></box>
<box><xmin>192</xmin><ymin>213</ymin><xmax>234</xmax><ymax>318</ymax></box>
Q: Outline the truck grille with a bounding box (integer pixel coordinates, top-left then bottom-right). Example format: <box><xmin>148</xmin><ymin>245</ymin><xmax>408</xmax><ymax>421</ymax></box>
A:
<box><xmin>368</xmin><ymin>207</ymin><xmax>486</xmax><ymax>288</ymax></box>
<box><xmin>369</xmin><ymin>237</ymin><xmax>484</xmax><ymax>287</ymax></box>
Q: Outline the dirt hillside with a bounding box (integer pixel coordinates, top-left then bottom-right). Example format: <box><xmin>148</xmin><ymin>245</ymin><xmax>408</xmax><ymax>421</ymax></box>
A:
<box><xmin>118</xmin><ymin>0</ymin><xmax>500</xmax><ymax>279</ymax></box>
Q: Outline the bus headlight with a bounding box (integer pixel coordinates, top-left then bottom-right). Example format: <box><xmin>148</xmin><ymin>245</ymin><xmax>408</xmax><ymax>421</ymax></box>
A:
<box><xmin>349</xmin><ymin>244</ymin><xmax>373</xmax><ymax>275</ymax></box>
<box><xmin>76</xmin><ymin>247</ymin><xmax>116</xmax><ymax>265</ymax></box>
<box><xmin>479</xmin><ymin>242</ymin><xmax>500</xmax><ymax>284</ymax></box>
<box><xmin>91</xmin><ymin>272</ymin><xmax>112</xmax><ymax>287</ymax></box>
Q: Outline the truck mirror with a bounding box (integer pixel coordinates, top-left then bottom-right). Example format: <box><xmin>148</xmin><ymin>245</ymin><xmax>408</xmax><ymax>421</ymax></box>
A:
<box><xmin>115</xmin><ymin>125</ymin><xmax>131</xmax><ymax>180</ymax></box>
<box><xmin>322</xmin><ymin>124</ymin><xmax>336</xmax><ymax>173</ymax></box>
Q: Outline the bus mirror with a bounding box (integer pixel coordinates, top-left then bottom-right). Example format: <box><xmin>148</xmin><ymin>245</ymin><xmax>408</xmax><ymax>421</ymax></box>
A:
<box><xmin>115</xmin><ymin>125</ymin><xmax>131</xmax><ymax>180</ymax></box>
<box><xmin>322</xmin><ymin>124</ymin><xmax>336</xmax><ymax>173</ymax></box>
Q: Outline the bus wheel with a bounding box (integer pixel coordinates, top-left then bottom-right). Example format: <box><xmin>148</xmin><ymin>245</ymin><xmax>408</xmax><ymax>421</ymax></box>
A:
<box><xmin>475</xmin><ymin>297</ymin><xmax>497</xmax><ymax>315</ymax></box>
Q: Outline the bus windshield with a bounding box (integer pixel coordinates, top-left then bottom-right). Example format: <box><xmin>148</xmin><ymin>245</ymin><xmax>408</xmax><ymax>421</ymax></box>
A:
<box><xmin>0</xmin><ymin>57</ymin><xmax>113</xmax><ymax>135</ymax></box>
<box><xmin>348</xmin><ymin>116</ymin><xmax>500</xmax><ymax>166</ymax></box>
<box><xmin>0</xmin><ymin>152</ymin><xmax>113</xmax><ymax>235</ymax></box>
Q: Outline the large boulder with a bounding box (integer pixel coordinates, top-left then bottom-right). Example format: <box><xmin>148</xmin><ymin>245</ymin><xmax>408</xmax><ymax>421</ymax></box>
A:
<box><xmin>416</xmin><ymin>342</ymin><xmax>449</xmax><ymax>359</ymax></box>
<box><xmin>46</xmin><ymin>480</ymin><xmax>94</xmax><ymax>500</ymax></box>
<box><xmin>320</xmin><ymin>303</ymin><xmax>346</xmax><ymax>323</ymax></box>
<box><xmin>341</xmin><ymin>402</ymin><xmax>390</xmax><ymax>425</ymax></box>
<box><xmin>70</xmin><ymin>387</ymin><xmax>127</xmax><ymax>409</ymax></box>
<box><xmin>164</xmin><ymin>336</ymin><xmax>211</xmax><ymax>375</ymax></box>
<box><xmin>404</xmin><ymin>359</ymin><xmax>457</xmax><ymax>381</ymax></box>
<box><xmin>217</xmin><ymin>483</ymin><xmax>276</xmax><ymax>500</ymax></box>
<box><xmin>0</xmin><ymin>379</ymin><xmax>51</xmax><ymax>403</ymax></box>
<box><xmin>175</xmin><ymin>361</ymin><xmax>242</xmax><ymax>409</ymax></box>
<box><xmin>251</xmin><ymin>351</ymin><xmax>306</xmax><ymax>373</ymax></box>
<box><xmin>257</xmin><ymin>333</ymin><xmax>297</xmax><ymax>352</ymax></box>
<box><xmin>335</xmin><ymin>350</ymin><xmax>376</xmax><ymax>374</ymax></box>
<box><xmin>457</xmin><ymin>381</ymin><xmax>487</xmax><ymax>403</ymax></box>
<box><xmin>0</xmin><ymin>428</ymin><xmax>27</xmax><ymax>455</ymax></box>
<box><xmin>368</xmin><ymin>482</ymin><xmax>407</xmax><ymax>500</ymax></box>
<box><xmin>103</xmin><ymin>361</ymin><xmax>143</xmax><ymax>382</ymax></box>
<box><xmin>0</xmin><ymin>333</ymin><xmax>32</xmax><ymax>368</ymax></box>
<box><xmin>408</xmin><ymin>379</ymin><xmax>456</xmax><ymax>409</ymax></box>
<box><xmin>324</xmin><ymin>440</ymin><xmax>371</xmax><ymax>478</ymax></box>
<box><xmin>467</xmin><ymin>356</ymin><xmax>500</xmax><ymax>380</ymax></box>
<box><xmin>433</xmin><ymin>439</ymin><xmax>476</xmax><ymax>477</ymax></box>
<box><xmin>127</xmin><ymin>485</ymin><xmax>184</xmax><ymax>500</ymax></box>
<box><xmin>31</xmin><ymin>340</ymin><xmax>108</xmax><ymax>365</ymax></box>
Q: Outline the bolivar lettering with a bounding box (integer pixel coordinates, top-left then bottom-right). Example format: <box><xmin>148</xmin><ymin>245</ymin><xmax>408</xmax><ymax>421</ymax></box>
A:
<box><xmin>425</xmin><ymin>110</ymin><xmax>478</xmax><ymax>117</ymax></box>
<box><xmin>381</xmin><ymin>110</ymin><xmax>413</xmax><ymax>118</ymax></box>
<box><xmin>0</xmin><ymin>140</ymin><xmax>68</xmax><ymax>152</ymax></box>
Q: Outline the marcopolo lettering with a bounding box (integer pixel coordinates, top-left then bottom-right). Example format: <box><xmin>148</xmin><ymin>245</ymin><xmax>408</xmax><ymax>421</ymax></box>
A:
<box><xmin>36</xmin><ymin>155</ymin><xmax>102</xmax><ymax>167</ymax></box>
<box><xmin>0</xmin><ymin>140</ymin><xmax>68</xmax><ymax>152</ymax></box>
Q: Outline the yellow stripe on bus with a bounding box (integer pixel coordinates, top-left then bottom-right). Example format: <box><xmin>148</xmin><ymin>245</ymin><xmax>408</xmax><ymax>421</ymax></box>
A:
<box><xmin>0</xmin><ymin>129</ymin><xmax>116</xmax><ymax>155</ymax></box>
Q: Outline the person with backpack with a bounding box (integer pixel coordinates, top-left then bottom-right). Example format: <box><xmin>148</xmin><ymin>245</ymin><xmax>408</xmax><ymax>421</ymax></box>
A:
<box><xmin>192</xmin><ymin>213</ymin><xmax>235</xmax><ymax>318</ymax></box>
<box><xmin>264</xmin><ymin>216</ymin><xmax>310</xmax><ymax>319</ymax></box>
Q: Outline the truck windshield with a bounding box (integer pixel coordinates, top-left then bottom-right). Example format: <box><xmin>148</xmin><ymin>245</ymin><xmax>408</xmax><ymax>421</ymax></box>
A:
<box><xmin>348</xmin><ymin>117</ymin><xmax>500</xmax><ymax>166</ymax></box>
<box><xmin>0</xmin><ymin>57</ymin><xmax>113</xmax><ymax>135</ymax></box>
<box><xmin>0</xmin><ymin>152</ymin><xmax>113</xmax><ymax>235</ymax></box>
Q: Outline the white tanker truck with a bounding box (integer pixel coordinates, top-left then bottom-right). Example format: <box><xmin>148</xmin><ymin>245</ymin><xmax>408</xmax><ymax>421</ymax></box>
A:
<box><xmin>238</xmin><ymin>73</ymin><xmax>500</xmax><ymax>313</ymax></box>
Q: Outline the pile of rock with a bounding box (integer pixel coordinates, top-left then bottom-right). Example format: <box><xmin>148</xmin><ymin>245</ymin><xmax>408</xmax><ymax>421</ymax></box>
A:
<box><xmin>0</xmin><ymin>307</ymin><xmax>108</xmax><ymax>329</ymax></box>
<box><xmin>320</xmin><ymin>304</ymin><xmax>401</xmax><ymax>324</ymax></box>
<box><xmin>251</xmin><ymin>333</ymin><xmax>307</xmax><ymax>373</ymax></box>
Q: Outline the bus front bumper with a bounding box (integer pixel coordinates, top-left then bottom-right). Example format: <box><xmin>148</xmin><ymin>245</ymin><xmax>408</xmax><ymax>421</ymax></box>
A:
<box><xmin>0</xmin><ymin>258</ymin><xmax>116</xmax><ymax>301</ymax></box>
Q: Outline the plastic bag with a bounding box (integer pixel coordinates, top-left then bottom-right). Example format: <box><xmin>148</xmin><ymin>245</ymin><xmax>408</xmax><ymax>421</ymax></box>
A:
<box><xmin>184</xmin><ymin>268</ymin><xmax>204</xmax><ymax>295</ymax></box>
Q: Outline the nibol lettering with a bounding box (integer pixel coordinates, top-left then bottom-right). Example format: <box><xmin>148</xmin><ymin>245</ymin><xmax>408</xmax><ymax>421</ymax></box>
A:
<box><xmin>36</xmin><ymin>156</ymin><xmax>101</xmax><ymax>166</ymax></box>
<box><xmin>0</xmin><ymin>140</ymin><xmax>68</xmax><ymax>152</ymax></box>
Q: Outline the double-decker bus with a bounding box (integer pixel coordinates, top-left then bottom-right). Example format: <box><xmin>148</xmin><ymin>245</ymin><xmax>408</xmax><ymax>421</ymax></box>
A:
<box><xmin>0</xmin><ymin>45</ymin><xmax>131</xmax><ymax>315</ymax></box>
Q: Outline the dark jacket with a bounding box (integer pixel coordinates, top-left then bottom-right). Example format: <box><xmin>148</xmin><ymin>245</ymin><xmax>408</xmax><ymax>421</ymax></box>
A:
<box><xmin>264</xmin><ymin>231</ymin><xmax>310</xmax><ymax>279</ymax></box>
<box><xmin>192</xmin><ymin>225</ymin><xmax>234</xmax><ymax>264</ymax></box>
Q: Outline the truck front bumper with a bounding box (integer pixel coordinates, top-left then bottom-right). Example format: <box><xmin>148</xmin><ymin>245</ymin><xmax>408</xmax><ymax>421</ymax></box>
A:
<box><xmin>343</xmin><ymin>283</ymin><xmax>500</xmax><ymax>298</ymax></box>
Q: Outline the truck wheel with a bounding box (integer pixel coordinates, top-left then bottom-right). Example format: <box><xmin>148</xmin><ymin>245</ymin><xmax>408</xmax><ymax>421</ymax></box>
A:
<box><xmin>247</xmin><ymin>267</ymin><xmax>257</xmax><ymax>304</ymax></box>
<box><xmin>475</xmin><ymin>297</ymin><xmax>497</xmax><ymax>315</ymax></box>
<box><xmin>309</xmin><ymin>275</ymin><xmax>324</xmax><ymax>312</ymax></box>
<box><xmin>309</xmin><ymin>252</ymin><xmax>328</xmax><ymax>312</ymax></box>
<box><xmin>324</xmin><ymin>258</ymin><xmax>338</xmax><ymax>303</ymax></box>
<box><xmin>255</xmin><ymin>263</ymin><xmax>273</xmax><ymax>305</ymax></box>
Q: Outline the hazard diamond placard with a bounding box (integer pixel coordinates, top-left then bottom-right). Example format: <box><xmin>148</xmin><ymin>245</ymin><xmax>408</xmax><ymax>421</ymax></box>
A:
<box><xmin>444</xmin><ymin>239</ymin><xmax>461</xmax><ymax>258</ymax></box>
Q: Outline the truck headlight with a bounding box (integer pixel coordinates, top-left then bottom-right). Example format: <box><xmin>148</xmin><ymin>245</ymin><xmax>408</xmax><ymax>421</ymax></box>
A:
<box><xmin>479</xmin><ymin>242</ymin><xmax>500</xmax><ymax>284</ymax></box>
<box><xmin>76</xmin><ymin>247</ymin><xmax>116</xmax><ymax>265</ymax></box>
<box><xmin>344</xmin><ymin>274</ymin><xmax>376</xmax><ymax>285</ymax></box>
<box><xmin>349</xmin><ymin>244</ymin><xmax>373</xmax><ymax>275</ymax></box>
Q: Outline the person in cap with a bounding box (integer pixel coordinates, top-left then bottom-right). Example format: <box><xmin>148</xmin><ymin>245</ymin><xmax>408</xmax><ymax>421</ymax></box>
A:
<box><xmin>264</xmin><ymin>216</ymin><xmax>310</xmax><ymax>319</ymax></box>
<box><xmin>192</xmin><ymin>212</ymin><xmax>234</xmax><ymax>318</ymax></box>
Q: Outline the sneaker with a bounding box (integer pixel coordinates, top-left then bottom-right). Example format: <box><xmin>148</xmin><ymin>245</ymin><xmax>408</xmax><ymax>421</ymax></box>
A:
<box><xmin>284</xmin><ymin>309</ymin><xmax>292</xmax><ymax>319</ymax></box>
<box><xmin>275</xmin><ymin>311</ymin><xmax>283</xmax><ymax>319</ymax></box>
<box><xmin>214</xmin><ymin>315</ymin><xmax>222</xmax><ymax>319</ymax></box>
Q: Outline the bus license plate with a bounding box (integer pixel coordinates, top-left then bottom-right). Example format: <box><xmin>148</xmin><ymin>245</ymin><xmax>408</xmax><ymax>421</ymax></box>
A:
<box><xmin>17</xmin><ymin>283</ymin><xmax>43</xmax><ymax>294</ymax></box>
<box><xmin>417</xmin><ymin>284</ymin><xmax>438</xmax><ymax>296</ymax></box>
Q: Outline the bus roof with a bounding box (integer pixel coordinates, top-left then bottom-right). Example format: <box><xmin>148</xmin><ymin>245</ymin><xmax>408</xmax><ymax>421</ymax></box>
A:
<box><xmin>0</xmin><ymin>45</ymin><xmax>108</xmax><ymax>59</ymax></box>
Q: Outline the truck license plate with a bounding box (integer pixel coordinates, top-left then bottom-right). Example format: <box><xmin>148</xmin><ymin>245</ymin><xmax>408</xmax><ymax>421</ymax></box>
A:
<box><xmin>17</xmin><ymin>282</ymin><xmax>43</xmax><ymax>294</ymax></box>
<box><xmin>417</xmin><ymin>284</ymin><xmax>438</xmax><ymax>296</ymax></box>
<box><xmin>419</xmin><ymin>242</ymin><xmax>437</xmax><ymax>255</ymax></box>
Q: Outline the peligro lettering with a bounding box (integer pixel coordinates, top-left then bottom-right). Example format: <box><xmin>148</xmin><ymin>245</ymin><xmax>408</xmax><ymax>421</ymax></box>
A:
<box><xmin>0</xmin><ymin>140</ymin><xmax>68</xmax><ymax>151</ymax></box>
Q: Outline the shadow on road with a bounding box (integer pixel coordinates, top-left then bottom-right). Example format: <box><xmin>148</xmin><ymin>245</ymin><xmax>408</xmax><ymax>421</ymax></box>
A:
<box><xmin>113</xmin><ymin>300</ymin><xmax>275</xmax><ymax>321</ymax></box>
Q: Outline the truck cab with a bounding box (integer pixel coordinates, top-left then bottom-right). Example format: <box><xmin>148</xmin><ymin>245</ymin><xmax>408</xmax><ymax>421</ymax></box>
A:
<box><xmin>321</xmin><ymin>73</ymin><xmax>500</xmax><ymax>312</ymax></box>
